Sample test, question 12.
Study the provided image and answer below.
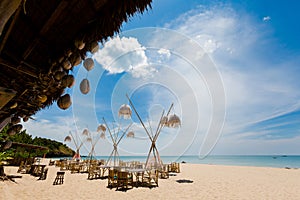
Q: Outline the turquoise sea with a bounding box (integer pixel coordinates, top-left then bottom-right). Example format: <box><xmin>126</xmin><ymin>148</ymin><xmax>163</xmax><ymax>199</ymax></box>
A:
<box><xmin>79</xmin><ymin>155</ymin><xmax>300</xmax><ymax>169</ymax></box>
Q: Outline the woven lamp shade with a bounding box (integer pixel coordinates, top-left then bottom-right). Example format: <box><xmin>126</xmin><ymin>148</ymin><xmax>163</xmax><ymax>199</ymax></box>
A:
<box><xmin>118</xmin><ymin>104</ymin><xmax>132</xmax><ymax>119</ymax></box>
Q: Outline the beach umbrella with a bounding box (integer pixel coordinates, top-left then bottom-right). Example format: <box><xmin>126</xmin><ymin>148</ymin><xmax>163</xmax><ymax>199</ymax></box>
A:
<box><xmin>83</xmin><ymin>58</ymin><xmax>94</xmax><ymax>71</ymax></box>
<box><xmin>82</xmin><ymin>129</ymin><xmax>89</xmax><ymax>136</ymax></box>
<box><xmin>80</xmin><ymin>78</ymin><xmax>90</xmax><ymax>94</ymax></box>
<box><xmin>118</xmin><ymin>104</ymin><xmax>132</xmax><ymax>119</ymax></box>
<box><xmin>97</xmin><ymin>124</ymin><xmax>106</xmax><ymax>132</ymax></box>
<box><xmin>126</xmin><ymin>131</ymin><xmax>134</xmax><ymax>138</ymax></box>
<box><xmin>64</xmin><ymin>135</ymin><xmax>71</xmax><ymax>142</ymax></box>
<box><xmin>168</xmin><ymin>114</ymin><xmax>181</xmax><ymax>128</ymax></box>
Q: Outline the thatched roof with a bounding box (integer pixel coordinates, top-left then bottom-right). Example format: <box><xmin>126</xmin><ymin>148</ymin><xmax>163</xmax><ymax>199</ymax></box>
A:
<box><xmin>0</xmin><ymin>0</ymin><xmax>152</xmax><ymax>125</ymax></box>
<box><xmin>12</xmin><ymin>142</ymin><xmax>49</xmax><ymax>151</ymax></box>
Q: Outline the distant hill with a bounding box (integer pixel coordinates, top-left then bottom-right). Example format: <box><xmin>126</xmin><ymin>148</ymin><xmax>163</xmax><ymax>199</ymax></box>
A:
<box><xmin>0</xmin><ymin>125</ymin><xmax>75</xmax><ymax>158</ymax></box>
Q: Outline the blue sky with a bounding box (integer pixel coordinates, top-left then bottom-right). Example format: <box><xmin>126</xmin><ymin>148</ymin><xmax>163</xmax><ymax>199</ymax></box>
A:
<box><xmin>22</xmin><ymin>0</ymin><xmax>300</xmax><ymax>157</ymax></box>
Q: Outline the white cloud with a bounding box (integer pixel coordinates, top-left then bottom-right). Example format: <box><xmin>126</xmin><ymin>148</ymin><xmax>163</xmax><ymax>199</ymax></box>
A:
<box><xmin>263</xmin><ymin>16</ymin><xmax>271</xmax><ymax>21</ymax></box>
<box><xmin>157</xmin><ymin>48</ymin><xmax>171</xmax><ymax>59</ymax></box>
<box><xmin>162</xmin><ymin>4</ymin><xmax>300</xmax><ymax>154</ymax></box>
<box><xmin>93</xmin><ymin>36</ymin><xmax>156</xmax><ymax>78</ymax></box>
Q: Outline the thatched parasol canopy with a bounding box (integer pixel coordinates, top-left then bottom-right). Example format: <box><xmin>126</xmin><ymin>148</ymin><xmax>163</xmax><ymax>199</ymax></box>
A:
<box><xmin>0</xmin><ymin>0</ymin><xmax>152</xmax><ymax>127</ymax></box>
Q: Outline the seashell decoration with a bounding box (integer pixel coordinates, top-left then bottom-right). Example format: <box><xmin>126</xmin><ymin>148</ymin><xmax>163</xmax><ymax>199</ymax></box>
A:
<box><xmin>83</xmin><ymin>58</ymin><xmax>94</xmax><ymax>71</ymax></box>
<box><xmin>57</xmin><ymin>94</ymin><xmax>72</xmax><ymax>110</ymax></box>
<box><xmin>80</xmin><ymin>79</ymin><xmax>90</xmax><ymax>94</ymax></box>
<box><xmin>118</xmin><ymin>104</ymin><xmax>132</xmax><ymax>119</ymax></box>
<box><xmin>61</xmin><ymin>75</ymin><xmax>75</xmax><ymax>88</ymax></box>
<box><xmin>75</xmin><ymin>39</ymin><xmax>85</xmax><ymax>50</ymax></box>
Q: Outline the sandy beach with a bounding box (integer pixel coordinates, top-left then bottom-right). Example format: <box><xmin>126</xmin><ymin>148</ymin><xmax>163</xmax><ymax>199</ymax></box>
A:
<box><xmin>1</xmin><ymin>160</ymin><xmax>300</xmax><ymax>200</ymax></box>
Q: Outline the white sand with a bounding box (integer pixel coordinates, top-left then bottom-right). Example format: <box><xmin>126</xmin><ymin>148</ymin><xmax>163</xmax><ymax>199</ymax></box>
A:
<box><xmin>1</xmin><ymin>161</ymin><xmax>300</xmax><ymax>200</ymax></box>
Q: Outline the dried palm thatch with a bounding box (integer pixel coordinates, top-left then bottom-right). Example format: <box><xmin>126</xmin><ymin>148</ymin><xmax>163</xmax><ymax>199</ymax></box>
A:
<box><xmin>0</xmin><ymin>0</ymin><xmax>152</xmax><ymax>126</ymax></box>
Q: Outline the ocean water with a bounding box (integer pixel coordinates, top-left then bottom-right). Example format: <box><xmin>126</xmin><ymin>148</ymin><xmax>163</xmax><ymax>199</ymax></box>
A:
<box><xmin>88</xmin><ymin>155</ymin><xmax>300</xmax><ymax>169</ymax></box>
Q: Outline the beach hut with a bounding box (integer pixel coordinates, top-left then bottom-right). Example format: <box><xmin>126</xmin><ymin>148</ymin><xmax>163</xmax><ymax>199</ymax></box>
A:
<box><xmin>0</xmin><ymin>0</ymin><xmax>152</xmax><ymax>130</ymax></box>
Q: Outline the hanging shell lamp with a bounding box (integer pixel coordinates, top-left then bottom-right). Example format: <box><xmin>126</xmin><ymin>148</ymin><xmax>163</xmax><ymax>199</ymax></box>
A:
<box><xmin>75</xmin><ymin>39</ymin><xmax>85</xmax><ymax>50</ymax></box>
<box><xmin>126</xmin><ymin>131</ymin><xmax>135</xmax><ymax>138</ymax></box>
<box><xmin>97</xmin><ymin>124</ymin><xmax>106</xmax><ymax>132</ymax></box>
<box><xmin>160</xmin><ymin>116</ymin><xmax>169</xmax><ymax>126</ymax></box>
<box><xmin>62</xmin><ymin>75</ymin><xmax>75</xmax><ymax>88</ymax></box>
<box><xmin>57</xmin><ymin>94</ymin><xmax>72</xmax><ymax>110</ymax></box>
<box><xmin>82</xmin><ymin>128</ymin><xmax>89</xmax><ymax>136</ymax></box>
<box><xmin>11</xmin><ymin>116</ymin><xmax>20</xmax><ymax>124</ymax></box>
<box><xmin>168</xmin><ymin>114</ymin><xmax>181</xmax><ymax>128</ymax></box>
<box><xmin>64</xmin><ymin>135</ymin><xmax>72</xmax><ymax>142</ymax></box>
<box><xmin>4</xmin><ymin>141</ymin><xmax>12</xmax><ymax>150</ymax></box>
<box><xmin>83</xmin><ymin>58</ymin><xmax>94</xmax><ymax>71</ymax></box>
<box><xmin>62</xmin><ymin>59</ymin><xmax>72</xmax><ymax>70</ymax></box>
<box><xmin>118</xmin><ymin>104</ymin><xmax>132</xmax><ymax>119</ymax></box>
<box><xmin>80</xmin><ymin>78</ymin><xmax>90</xmax><ymax>94</ymax></box>
<box><xmin>89</xmin><ymin>41</ymin><xmax>99</xmax><ymax>54</ymax></box>
<box><xmin>100</xmin><ymin>132</ymin><xmax>105</xmax><ymax>139</ymax></box>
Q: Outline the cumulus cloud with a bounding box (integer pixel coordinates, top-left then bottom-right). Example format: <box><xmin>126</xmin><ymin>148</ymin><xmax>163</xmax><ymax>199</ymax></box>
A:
<box><xmin>158</xmin><ymin>48</ymin><xmax>171</xmax><ymax>58</ymax></box>
<box><xmin>93</xmin><ymin>36</ymin><xmax>156</xmax><ymax>78</ymax></box>
<box><xmin>263</xmin><ymin>16</ymin><xmax>271</xmax><ymax>21</ymax></box>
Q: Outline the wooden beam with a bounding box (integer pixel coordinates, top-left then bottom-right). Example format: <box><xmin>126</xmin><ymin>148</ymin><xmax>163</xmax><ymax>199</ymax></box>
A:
<box><xmin>0</xmin><ymin>1</ymin><xmax>23</xmax><ymax>54</ymax></box>
<box><xmin>0</xmin><ymin>57</ymin><xmax>38</xmax><ymax>78</ymax></box>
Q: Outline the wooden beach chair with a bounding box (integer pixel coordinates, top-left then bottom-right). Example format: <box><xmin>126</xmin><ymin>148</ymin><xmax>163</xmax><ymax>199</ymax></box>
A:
<box><xmin>116</xmin><ymin>171</ymin><xmax>133</xmax><ymax>190</ymax></box>
<box><xmin>108</xmin><ymin>169</ymin><xmax>118</xmax><ymax>189</ymax></box>
<box><xmin>143</xmin><ymin>169</ymin><xmax>159</xmax><ymax>187</ymax></box>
